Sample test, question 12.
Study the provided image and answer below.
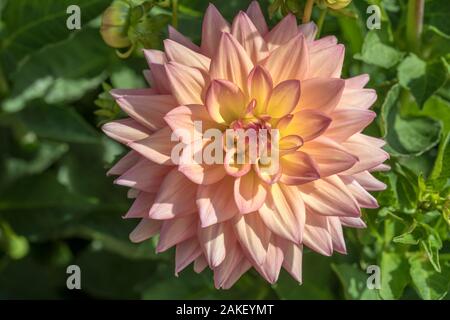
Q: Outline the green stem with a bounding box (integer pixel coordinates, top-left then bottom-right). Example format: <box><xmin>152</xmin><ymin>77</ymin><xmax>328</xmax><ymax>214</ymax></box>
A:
<box><xmin>316</xmin><ymin>8</ymin><xmax>327</xmax><ymax>38</ymax></box>
<box><xmin>302</xmin><ymin>0</ymin><xmax>315</xmax><ymax>23</ymax></box>
<box><xmin>406</xmin><ymin>0</ymin><xmax>424</xmax><ymax>54</ymax></box>
<box><xmin>172</xmin><ymin>0</ymin><xmax>178</xmax><ymax>28</ymax></box>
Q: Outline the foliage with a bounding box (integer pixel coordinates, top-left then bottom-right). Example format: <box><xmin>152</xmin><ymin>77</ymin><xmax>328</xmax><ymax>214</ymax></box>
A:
<box><xmin>0</xmin><ymin>0</ymin><xmax>448</xmax><ymax>299</ymax></box>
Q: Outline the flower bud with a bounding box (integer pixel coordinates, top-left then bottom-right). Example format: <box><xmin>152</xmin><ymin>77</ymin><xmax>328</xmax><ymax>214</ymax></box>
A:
<box><xmin>316</xmin><ymin>0</ymin><xmax>352</xmax><ymax>10</ymax></box>
<box><xmin>100</xmin><ymin>0</ymin><xmax>132</xmax><ymax>48</ymax></box>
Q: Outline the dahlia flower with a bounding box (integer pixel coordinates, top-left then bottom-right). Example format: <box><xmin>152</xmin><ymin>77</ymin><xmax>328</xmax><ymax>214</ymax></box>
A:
<box><xmin>102</xmin><ymin>1</ymin><xmax>389</xmax><ymax>289</ymax></box>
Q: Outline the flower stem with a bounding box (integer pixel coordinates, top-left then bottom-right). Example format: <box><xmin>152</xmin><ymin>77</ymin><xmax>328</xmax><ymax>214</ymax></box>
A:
<box><xmin>406</xmin><ymin>0</ymin><xmax>424</xmax><ymax>54</ymax></box>
<box><xmin>172</xmin><ymin>0</ymin><xmax>178</xmax><ymax>28</ymax></box>
<box><xmin>316</xmin><ymin>8</ymin><xmax>327</xmax><ymax>38</ymax></box>
<box><xmin>302</xmin><ymin>0</ymin><xmax>315</xmax><ymax>23</ymax></box>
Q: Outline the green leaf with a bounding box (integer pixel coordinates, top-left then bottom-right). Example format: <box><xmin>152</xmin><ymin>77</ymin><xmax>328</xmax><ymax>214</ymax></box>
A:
<box><xmin>354</xmin><ymin>31</ymin><xmax>404</xmax><ymax>69</ymax></box>
<box><xmin>409</xmin><ymin>254</ymin><xmax>450</xmax><ymax>300</ymax></box>
<box><xmin>18</xmin><ymin>103</ymin><xmax>100</xmax><ymax>144</ymax></box>
<box><xmin>0</xmin><ymin>0</ymin><xmax>111</xmax><ymax>71</ymax></box>
<box><xmin>393</xmin><ymin>220</ymin><xmax>420</xmax><ymax>245</ymax></box>
<box><xmin>431</xmin><ymin>133</ymin><xmax>450</xmax><ymax>180</ymax></box>
<box><xmin>381</xmin><ymin>84</ymin><xmax>442</xmax><ymax>156</ymax></box>
<box><xmin>332</xmin><ymin>263</ymin><xmax>380</xmax><ymax>300</ymax></box>
<box><xmin>3</xmin><ymin>28</ymin><xmax>115</xmax><ymax>112</ymax></box>
<box><xmin>380</xmin><ymin>252</ymin><xmax>410</xmax><ymax>299</ymax></box>
<box><xmin>424</xmin><ymin>0</ymin><xmax>450</xmax><ymax>35</ymax></box>
<box><xmin>419</xmin><ymin>223</ymin><xmax>443</xmax><ymax>272</ymax></box>
<box><xmin>397</xmin><ymin>54</ymin><xmax>448</xmax><ymax>107</ymax></box>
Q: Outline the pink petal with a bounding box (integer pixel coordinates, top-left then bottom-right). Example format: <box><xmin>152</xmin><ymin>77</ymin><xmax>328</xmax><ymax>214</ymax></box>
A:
<box><xmin>197</xmin><ymin>176</ymin><xmax>240</xmax><ymax>227</ymax></box>
<box><xmin>340</xmin><ymin>216</ymin><xmax>366</xmax><ymax>228</ymax></box>
<box><xmin>102</xmin><ymin>118</ymin><xmax>151</xmax><ymax>145</ymax></box>
<box><xmin>255</xmin><ymin>236</ymin><xmax>284</xmax><ymax>284</ymax></box>
<box><xmin>164</xmin><ymin>39</ymin><xmax>210</xmax><ymax>71</ymax></box>
<box><xmin>206</xmin><ymin>79</ymin><xmax>246</xmax><ymax>124</ymax></box>
<box><xmin>351</xmin><ymin>171</ymin><xmax>387</xmax><ymax>191</ymax></box>
<box><xmin>198</xmin><ymin>222</ymin><xmax>231</xmax><ymax>268</ymax></box>
<box><xmin>345</xmin><ymin>74</ymin><xmax>369</xmax><ymax>89</ymax></box>
<box><xmin>247</xmin><ymin>65</ymin><xmax>273</xmax><ymax>115</ymax></box>
<box><xmin>201</xmin><ymin>4</ymin><xmax>231</xmax><ymax>57</ymax></box>
<box><xmin>301</xmin><ymin>137</ymin><xmax>358</xmax><ymax>177</ymax></box>
<box><xmin>149</xmin><ymin>168</ymin><xmax>198</xmax><ymax>219</ymax></box>
<box><xmin>266</xmin><ymin>79</ymin><xmax>301</xmax><ymax>117</ymax></box>
<box><xmin>337</xmin><ymin>88</ymin><xmax>377</xmax><ymax>110</ymax></box>
<box><xmin>124</xmin><ymin>192</ymin><xmax>156</xmax><ymax>218</ymax></box>
<box><xmin>307</xmin><ymin>44</ymin><xmax>344</xmax><ymax>78</ymax></box>
<box><xmin>168</xmin><ymin>25</ymin><xmax>200</xmax><ymax>52</ymax></box>
<box><xmin>328</xmin><ymin>217</ymin><xmax>347</xmax><ymax>254</ymax></box>
<box><xmin>129</xmin><ymin>219</ymin><xmax>162</xmax><ymax>243</ymax></box>
<box><xmin>298</xmin><ymin>22</ymin><xmax>317</xmax><ymax>42</ymax></box>
<box><xmin>194</xmin><ymin>255</ymin><xmax>208</xmax><ymax>273</ymax></box>
<box><xmin>279</xmin><ymin>239</ymin><xmax>303</xmax><ymax>283</ymax></box>
<box><xmin>246</xmin><ymin>1</ymin><xmax>269</xmax><ymax>36</ymax></box>
<box><xmin>295</xmin><ymin>78</ymin><xmax>345</xmax><ymax>114</ymax></box>
<box><xmin>234</xmin><ymin>170</ymin><xmax>267</xmax><ymax>213</ymax></box>
<box><xmin>262</xmin><ymin>34</ymin><xmax>308</xmax><ymax>85</ymax></box>
<box><xmin>340</xmin><ymin>175</ymin><xmax>379</xmax><ymax>208</ymax></box>
<box><xmin>210</xmin><ymin>32</ymin><xmax>253</xmax><ymax>92</ymax></box>
<box><xmin>231</xmin><ymin>11</ymin><xmax>268</xmax><ymax>63</ymax></box>
<box><xmin>107</xmin><ymin>151</ymin><xmax>140</xmax><ymax>176</ymax></box>
<box><xmin>175</xmin><ymin>237</ymin><xmax>202</xmax><ymax>275</ymax></box>
<box><xmin>233</xmin><ymin>212</ymin><xmax>271</xmax><ymax>265</ymax></box>
<box><xmin>129</xmin><ymin>126</ymin><xmax>176</xmax><ymax>165</ymax></box>
<box><xmin>280</xmin><ymin>151</ymin><xmax>320</xmax><ymax>185</ymax></box>
<box><xmin>265</xmin><ymin>14</ymin><xmax>298</xmax><ymax>50</ymax></box>
<box><xmin>259</xmin><ymin>183</ymin><xmax>305</xmax><ymax>243</ymax></box>
<box><xmin>281</xmin><ymin>109</ymin><xmax>332</xmax><ymax>141</ymax></box>
<box><xmin>117</xmin><ymin>94</ymin><xmax>177</xmax><ymax>131</ymax></box>
<box><xmin>157</xmin><ymin>215</ymin><xmax>197</xmax><ymax>252</ymax></box>
<box><xmin>114</xmin><ymin>158</ymin><xmax>171</xmax><ymax>193</ymax></box>
<box><xmin>143</xmin><ymin>50</ymin><xmax>171</xmax><ymax>93</ymax></box>
<box><xmin>165</xmin><ymin>61</ymin><xmax>206</xmax><ymax>105</ymax></box>
<box><xmin>303</xmin><ymin>212</ymin><xmax>333</xmax><ymax>256</ymax></box>
<box><xmin>325</xmin><ymin>108</ymin><xmax>376</xmax><ymax>142</ymax></box>
<box><xmin>298</xmin><ymin>175</ymin><xmax>360</xmax><ymax>217</ymax></box>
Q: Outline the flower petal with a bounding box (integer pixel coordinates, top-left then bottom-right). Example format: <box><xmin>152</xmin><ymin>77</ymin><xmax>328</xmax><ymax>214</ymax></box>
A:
<box><xmin>265</xmin><ymin>14</ymin><xmax>298</xmax><ymax>50</ymax></box>
<box><xmin>206</xmin><ymin>79</ymin><xmax>246</xmax><ymax>124</ymax></box>
<box><xmin>168</xmin><ymin>25</ymin><xmax>200</xmax><ymax>52</ymax></box>
<box><xmin>279</xmin><ymin>238</ymin><xmax>303</xmax><ymax>283</ymax></box>
<box><xmin>294</xmin><ymin>78</ymin><xmax>345</xmax><ymax>114</ymax></box>
<box><xmin>328</xmin><ymin>216</ymin><xmax>346</xmax><ymax>254</ymax></box>
<box><xmin>266</xmin><ymin>79</ymin><xmax>301</xmax><ymax>118</ymax></box>
<box><xmin>124</xmin><ymin>192</ymin><xmax>156</xmax><ymax>219</ymax></box>
<box><xmin>325</xmin><ymin>108</ymin><xmax>376</xmax><ymax>142</ymax></box>
<box><xmin>129</xmin><ymin>126</ymin><xmax>176</xmax><ymax>165</ymax></box>
<box><xmin>157</xmin><ymin>215</ymin><xmax>197</xmax><ymax>252</ymax></box>
<box><xmin>280</xmin><ymin>151</ymin><xmax>320</xmax><ymax>185</ymax></box>
<box><xmin>351</xmin><ymin>171</ymin><xmax>387</xmax><ymax>191</ymax></box>
<box><xmin>175</xmin><ymin>237</ymin><xmax>202</xmax><ymax>275</ymax></box>
<box><xmin>197</xmin><ymin>176</ymin><xmax>240</xmax><ymax>227</ymax></box>
<box><xmin>246</xmin><ymin>1</ymin><xmax>269</xmax><ymax>36</ymax></box>
<box><xmin>129</xmin><ymin>219</ymin><xmax>162</xmax><ymax>243</ymax></box>
<box><xmin>164</xmin><ymin>39</ymin><xmax>210</xmax><ymax>71</ymax></box>
<box><xmin>201</xmin><ymin>4</ymin><xmax>231</xmax><ymax>57</ymax></box>
<box><xmin>199</xmin><ymin>222</ymin><xmax>232</xmax><ymax>268</ymax></box>
<box><xmin>259</xmin><ymin>183</ymin><xmax>305</xmax><ymax>243</ymax></box>
<box><xmin>248</xmin><ymin>65</ymin><xmax>273</xmax><ymax>115</ymax></box>
<box><xmin>149</xmin><ymin>168</ymin><xmax>198</xmax><ymax>219</ymax></box>
<box><xmin>234</xmin><ymin>170</ymin><xmax>267</xmax><ymax>213</ymax></box>
<box><xmin>210</xmin><ymin>32</ymin><xmax>253</xmax><ymax>92</ymax></box>
<box><xmin>262</xmin><ymin>34</ymin><xmax>308</xmax><ymax>85</ymax></box>
<box><xmin>337</xmin><ymin>88</ymin><xmax>377</xmax><ymax>110</ymax></box>
<box><xmin>281</xmin><ymin>109</ymin><xmax>332</xmax><ymax>141</ymax></box>
<box><xmin>143</xmin><ymin>50</ymin><xmax>171</xmax><ymax>93</ymax></box>
<box><xmin>303</xmin><ymin>212</ymin><xmax>333</xmax><ymax>256</ymax></box>
<box><xmin>165</xmin><ymin>61</ymin><xmax>206</xmax><ymax>105</ymax></box>
<box><xmin>102</xmin><ymin>118</ymin><xmax>151</xmax><ymax>145</ymax></box>
<box><xmin>107</xmin><ymin>151</ymin><xmax>140</xmax><ymax>176</ymax></box>
<box><xmin>339</xmin><ymin>175</ymin><xmax>379</xmax><ymax>208</ymax></box>
<box><xmin>298</xmin><ymin>22</ymin><xmax>317</xmax><ymax>42</ymax></box>
<box><xmin>307</xmin><ymin>44</ymin><xmax>345</xmax><ymax>78</ymax></box>
<box><xmin>233</xmin><ymin>212</ymin><xmax>271</xmax><ymax>265</ymax></box>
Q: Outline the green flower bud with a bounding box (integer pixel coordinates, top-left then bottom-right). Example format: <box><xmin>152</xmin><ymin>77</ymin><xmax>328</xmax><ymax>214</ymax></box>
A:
<box><xmin>316</xmin><ymin>0</ymin><xmax>352</xmax><ymax>10</ymax></box>
<box><xmin>100</xmin><ymin>0</ymin><xmax>133</xmax><ymax>49</ymax></box>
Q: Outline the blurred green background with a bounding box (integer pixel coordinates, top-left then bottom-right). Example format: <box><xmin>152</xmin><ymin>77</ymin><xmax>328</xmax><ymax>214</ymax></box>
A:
<box><xmin>0</xmin><ymin>0</ymin><xmax>449</xmax><ymax>299</ymax></box>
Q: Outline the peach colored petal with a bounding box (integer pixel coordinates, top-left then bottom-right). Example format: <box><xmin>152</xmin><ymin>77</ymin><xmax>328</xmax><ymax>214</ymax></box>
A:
<box><xmin>194</xmin><ymin>255</ymin><xmax>208</xmax><ymax>273</ymax></box>
<box><xmin>231</xmin><ymin>11</ymin><xmax>268</xmax><ymax>63</ymax></box>
<box><xmin>233</xmin><ymin>212</ymin><xmax>271</xmax><ymax>265</ymax></box>
<box><xmin>102</xmin><ymin>118</ymin><xmax>151</xmax><ymax>145</ymax></box>
<box><xmin>234</xmin><ymin>170</ymin><xmax>267</xmax><ymax>213</ymax></box>
<box><xmin>301</xmin><ymin>137</ymin><xmax>358</xmax><ymax>177</ymax></box>
<box><xmin>308</xmin><ymin>44</ymin><xmax>344</xmax><ymax>78</ymax></box>
<box><xmin>197</xmin><ymin>177</ymin><xmax>240</xmax><ymax>227</ymax></box>
<box><xmin>143</xmin><ymin>50</ymin><xmax>171</xmax><ymax>93</ymax></box>
<box><xmin>201</xmin><ymin>4</ymin><xmax>230</xmax><ymax>57</ymax></box>
<box><xmin>107</xmin><ymin>151</ymin><xmax>140</xmax><ymax>176</ymax></box>
<box><xmin>280</xmin><ymin>109</ymin><xmax>332</xmax><ymax>141</ymax></box>
<box><xmin>165</xmin><ymin>61</ymin><xmax>206</xmax><ymax>105</ymax></box>
<box><xmin>117</xmin><ymin>94</ymin><xmax>177</xmax><ymax>131</ymax></box>
<box><xmin>265</xmin><ymin>14</ymin><xmax>298</xmax><ymax>50</ymax></box>
<box><xmin>298</xmin><ymin>175</ymin><xmax>360</xmax><ymax>217</ymax></box>
<box><xmin>340</xmin><ymin>216</ymin><xmax>367</xmax><ymax>229</ymax></box>
<box><xmin>266</xmin><ymin>79</ymin><xmax>301</xmax><ymax>118</ymax></box>
<box><xmin>340</xmin><ymin>175</ymin><xmax>379</xmax><ymax>208</ymax></box>
<box><xmin>124</xmin><ymin>192</ymin><xmax>156</xmax><ymax>219</ymax></box>
<box><xmin>325</xmin><ymin>108</ymin><xmax>376</xmax><ymax>142</ymax></box>
<box><xmin>157</xmin><ymin>215</ymin><xmax>197</xmax><ymax>252</ymax></box>
<box><xmin>303</xmin><ymin>212</ymin><xmax>333</xmax><ymax>256</ymax></box>
<box><xmin>298</xmin><ymin>22</ymin><xmax>317</xmax><ymax>42</ymax></box>
<box><xmin>129</xmin><ymin>219</ymin><xmax>162</xmax><ymax>243</ymax></box>
<box><xmin>255</xmin><ymin>236</ymin><xmax>284</xmax><ymax>283</ymax></box>
<box><xmin>328</xmin><ymin>217</ymin><xmax>347</xmax><ymax>254</ymax></box>
<box><xmin>206</xmin><ymin>79</ymin><xmax>246</xmax><ymax>124</ymax></box>
<box><xmin>262</xmin><ymin>34</ymin><xmax>308</xmax><ymax>84</ymax></box>
<box><xmin>337</xmin><ymin>88</ymin><xmax>377</xmax><ymax>110</ymax></box>
<box><xmin>280</xmin><ymin>239</ymin><xmax>303</xmax><ymax>283</ymax></box>
<box><xmin>280</xmin><ymin>151</ymin><xmax>320</xmax><ymax>185</ymax></box>
<box><xmin>129</xmin><ymin>127</ymin><xmax>175</xmax><ymax>165</ymax></box>
<box><xmin>175</xmin><ymin>237</ymin><xmax>202</xmax><ymax>275</ymax></box>
<box><xmin>210</xmin><ymin>32</ymin><xmax>253</xmax><ymax>92</ymax></box>
<box><xmin>247</xmin><ymin>65</ymin><xmax>273</xmax><ymax>115</ymax></box>
<box><xmin>168</xmin><ymin>25</ymin><xmax>200</xmax><ymax>52</ymax></box>
<box><xmin>259</xmin><ymin>183</ymin><xmax>305</xmax><ymax>243</ymax></box>
<box><xmin>198</xmin><ymin>222</ymin><xmax>231</xmax><ymax>268</ymax></box>
<box><xmin>345</xmin><ymin>74</ymin><xmax>369</xmax><ymax>89</ymax></box>
<box><xmin>164</xmin><ymin>39</ymin><xmax>211</xmax><ymax>71</ymax></box>
<box><xmin>351</xmin><ymin>171</ymin><xmax>387</xmax><ymax>191</ymax></box>
<box><xmin>149</xmin><ymin>168</ymin><xmax>198</xmax><ymax>219</ymax></box>
<box><xmin>246</xmin><ymin>1</ymin><xmax>269</xmax><ymax>36</ymax></box>
<box><xmin>294</xmin><ymin>78</ymin><xmax>345</xmax><ymax>114</ymax></box>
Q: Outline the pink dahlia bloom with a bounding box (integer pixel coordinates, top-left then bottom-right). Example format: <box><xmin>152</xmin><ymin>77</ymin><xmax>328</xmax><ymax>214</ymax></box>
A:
<box><xmin>102</xmin><ymin>1</ymin><xmax>389</xmax><ymax>288</ymax></box>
